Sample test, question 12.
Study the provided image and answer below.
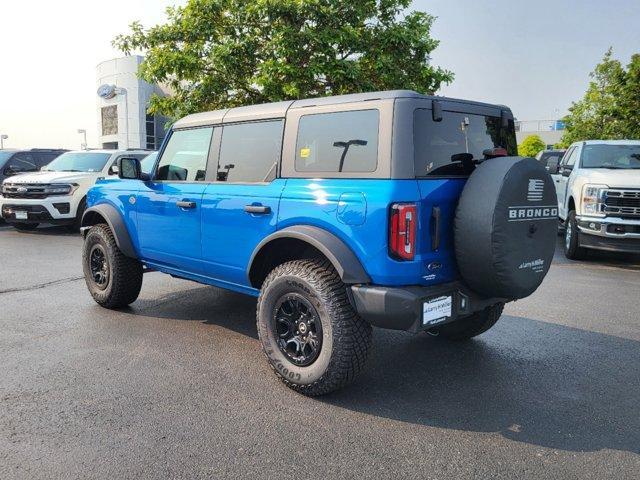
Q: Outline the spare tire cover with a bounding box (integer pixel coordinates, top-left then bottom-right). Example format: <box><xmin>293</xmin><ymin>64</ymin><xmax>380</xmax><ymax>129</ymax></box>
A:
<box><xmin>454</xmin><ymin>157</ymin><xmax>558</xmax><ymax>299</ymax></box>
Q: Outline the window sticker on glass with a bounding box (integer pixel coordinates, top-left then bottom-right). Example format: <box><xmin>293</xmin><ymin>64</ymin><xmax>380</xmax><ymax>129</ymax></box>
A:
<box><xmin>300</xmin><ymin>147</ymin><xmax>311</xmax><ymax>158</ymax></box>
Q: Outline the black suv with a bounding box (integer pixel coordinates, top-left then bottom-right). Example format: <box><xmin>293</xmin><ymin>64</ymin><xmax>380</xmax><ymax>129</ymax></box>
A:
<box><xmin>0</xmin><ymin>149</ymin><xmax>68</xmax><ymax>183</ymax></box>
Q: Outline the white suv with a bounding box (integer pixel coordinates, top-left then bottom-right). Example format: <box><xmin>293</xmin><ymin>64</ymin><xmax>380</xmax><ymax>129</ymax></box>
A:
<box><xmin>550</xmin><ymin>140</ymin><xmax>640</xmax><ymax>258</ymax></box>
<box><xmin>1</xmin><ymin>149</ymin><xmax>151</xmax><ymax>231</ymax></box>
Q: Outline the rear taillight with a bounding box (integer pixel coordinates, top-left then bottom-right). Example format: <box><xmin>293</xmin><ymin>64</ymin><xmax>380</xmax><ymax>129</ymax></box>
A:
<box><xmin>389</xmin><ymin>203</ymin><xmax>417</xmax><ymax>261</ymax></box>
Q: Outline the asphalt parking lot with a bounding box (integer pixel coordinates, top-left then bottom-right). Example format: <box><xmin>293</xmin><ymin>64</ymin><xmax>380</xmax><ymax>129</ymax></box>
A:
<box><xmin>0</xmin><ymin>224</ymin><xmax>639</xmax><ymax>479</ymax></box>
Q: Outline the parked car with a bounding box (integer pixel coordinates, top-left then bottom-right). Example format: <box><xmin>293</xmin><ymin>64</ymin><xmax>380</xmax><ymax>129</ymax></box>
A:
<box><xmin>535</xmin><ymin>149</ymin><xmax>566</xmax><ymax>172</ymax></box>
<box><xmin>549</xmin><ymin>140</ymin><xmax>640</xmax><ymax>259</ymax></box>
<box><xmin>1</xmin><ymin>149</ymin><xmax>151</xmax><ymax>231</ymax></box>
<box><xmin>80</xmin><ymin>90</ymin><xmax>557</xmax><ymax>395</ymax></box>
<box><xmin>0</xmin><ymin>148</ymin><xmax>67</xmax><ymax>183</ymax></box>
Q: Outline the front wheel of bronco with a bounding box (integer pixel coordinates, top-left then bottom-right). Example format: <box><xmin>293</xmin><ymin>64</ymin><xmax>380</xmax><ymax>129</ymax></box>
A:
<box><xmin>256</xmin><ymin>259</ymin><xmax>372</xmax><ymax>396</ymax></box>
<box><xmin>82</xmin><ymin>224</ymin><xmax>143</xmax><ymax>309</ymax></box>
<box><xmin>433</xmin><ymin>303</ymin><xmax>504</xmax><ymax>341</ymax></box>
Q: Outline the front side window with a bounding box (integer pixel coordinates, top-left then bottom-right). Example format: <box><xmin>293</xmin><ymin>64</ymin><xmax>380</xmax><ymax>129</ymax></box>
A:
<box><xmin>414</xmin><ymin>110</ymin><xmax>517</xmax><ymax>177</ymax></box>
<box><xmin>581</xmin><ymin>144</ymin><xmax>640</xmax><ymax>169</ymax></box>
<box><xmin>565</xmin><ymin>147</ymin><xmax>579</xmax><ymax>167</ymax></box>
<box><xmin>43</xmin><ymin>152</ymin><xmax>111</xmax><ymax>172</ymax></box>
<box><xmin>295</xmin><ymin>110</ymin><xmax>379</xmax><ymax>173</ymax></box>
<box><xmin>156</xmin><ymin>127</ymin><xmax>213</xmax><ymax>181</ymax></box>
<box><xmin>218</xmin><ymin>120</ymin><xmax>283</xmax><ymax>183</ymax></box>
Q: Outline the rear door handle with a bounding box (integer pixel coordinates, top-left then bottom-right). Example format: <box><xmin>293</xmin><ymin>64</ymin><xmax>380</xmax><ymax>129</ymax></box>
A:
<box><xmin>244</xmin><ymin>204</ymin><xmax>271</xmax><ymax>214</ymax></box>
<box><xmin>176</xmin><ymin>200</ymin><xmax>196</xmax><ymax>209</ymax></box>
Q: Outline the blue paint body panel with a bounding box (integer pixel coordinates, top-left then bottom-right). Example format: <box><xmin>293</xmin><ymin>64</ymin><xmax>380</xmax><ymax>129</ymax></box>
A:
<box><xmin>88</xmin><ymin>175</ymin><xmax>466</xmax><ymax>295</ymax></box>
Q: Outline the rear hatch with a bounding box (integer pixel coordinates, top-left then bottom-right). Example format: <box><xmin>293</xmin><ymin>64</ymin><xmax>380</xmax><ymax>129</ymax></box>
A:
<box><xmin>412</xmin><ymin>106</ymin><xmax>517</xmax><ymax>285</ymax></box>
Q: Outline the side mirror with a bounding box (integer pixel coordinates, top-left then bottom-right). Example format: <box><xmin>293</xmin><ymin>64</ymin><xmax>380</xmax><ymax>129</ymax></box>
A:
<box><xmin>560</xmin><ymin>165</ymin><xmax>573</xmax><ymax>177</ymax></box>
<box><xmin>117</xmin><ymin>157</ymin><xmax>142</xmax><ymax>180</ymax></box>
<box><xmin>108</xmin><ymin>164</ymin><xmax>119</xmax><ymax>176</ymax></box>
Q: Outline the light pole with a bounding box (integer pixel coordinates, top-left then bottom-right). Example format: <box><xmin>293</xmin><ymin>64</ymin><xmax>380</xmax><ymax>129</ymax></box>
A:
<box><xmin>77</xmin><ymin>129</ymin><xmax>87</xmax><ymax>150</ymax></box>
<box><xmin>97</xmin><ymin>84</ymin><xmax>129</xmax><ymax>149</ymax></box>
<box><xmin>0</xmin><ymin>134</ymin><xmax>7</xmax><ymax>149</ymax></box>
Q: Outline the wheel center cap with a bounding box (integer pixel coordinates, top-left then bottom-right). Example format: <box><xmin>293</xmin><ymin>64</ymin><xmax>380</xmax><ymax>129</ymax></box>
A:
<box><xmin>298</xmin><ymin>322</ymin><xmax>308</xmax><ymax>334</ymax></box>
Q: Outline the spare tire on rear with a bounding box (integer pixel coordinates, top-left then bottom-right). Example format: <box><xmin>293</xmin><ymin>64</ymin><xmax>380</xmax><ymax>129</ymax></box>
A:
<box><xmin>454</xmin><ymin>157</ymin><xmax>557</xmax><ymax>300</ymax></box>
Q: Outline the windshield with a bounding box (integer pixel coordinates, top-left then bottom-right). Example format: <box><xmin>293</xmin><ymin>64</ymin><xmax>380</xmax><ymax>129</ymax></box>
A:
<box><xmin>414</xmin><ymin>110</ymin><xmax>517</xmax><ymax>177</ymax></box>
<box><xmin>43</xmin><ymin>152</ymin><xmax>111</xmax><ymax>172</ymax></box>
<box><xmin>0</xmin><ymin>151</ymin><xmax>15</xmax><ymax>165</ymax></box>
<box><xmin>581</xmin><ymin>144</ymin><xmax>640</xmax><ymax>169</ymax></box>
<box><xmin>140</xmin><ymin>152</ymin><xmax>158</xmax><ymax>173</ymax></box>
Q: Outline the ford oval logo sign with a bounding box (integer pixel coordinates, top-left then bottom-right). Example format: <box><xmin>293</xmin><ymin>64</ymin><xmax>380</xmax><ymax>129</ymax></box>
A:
<box><xmin>97</xmin><ymin>84</ymin><xmax>117</xmax><ymax>99</ymax></box>
<box><xmin>16</xmin><ymin>186</ymin><xmax>28</xmax><ymax>193</ymax></box>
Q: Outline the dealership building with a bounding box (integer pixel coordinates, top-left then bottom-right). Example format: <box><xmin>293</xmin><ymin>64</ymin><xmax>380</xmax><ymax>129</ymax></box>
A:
<box><xmin>96</xmin><ymin>56</ymin><xmax>168</xmax><ymax>150</ymax></box>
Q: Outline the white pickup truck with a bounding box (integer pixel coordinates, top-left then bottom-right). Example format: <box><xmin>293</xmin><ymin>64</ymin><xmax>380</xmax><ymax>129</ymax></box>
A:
<box><xmin>549</xmin><ymin>140</ymin><xmax>640</xmax><ymax>259</ymax></box>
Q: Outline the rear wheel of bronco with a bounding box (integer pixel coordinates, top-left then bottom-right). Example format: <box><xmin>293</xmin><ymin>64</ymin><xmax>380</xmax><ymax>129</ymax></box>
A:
<box><xmin>433</xmin><ymin>303</ymin><xmax>504</xmax><ymax>341</ymax></box>
<box><xmin>82</xmin><ymin>224</ymin><xmax>143</xmax><ymax>309</ymax></box>
<box><xmin>564</xmin><ymin>210</ymin><xmax>588</xmax><ymax>260</ymax></box>
<box><xmin>256</xmin><ymin>259</ymin><xmax>372</xmax><ymax>396</ymax></box>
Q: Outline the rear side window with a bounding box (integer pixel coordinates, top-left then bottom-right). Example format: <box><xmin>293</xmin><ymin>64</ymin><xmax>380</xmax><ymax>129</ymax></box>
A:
<box><xmin>156</xmin><ymin>127</ymin><xmax>213</xmax><ymax>181</ymax></box>
<box><xmin>539</xmin><ymin>152</ymin><xmax>564</xmax><ymax>169</ymax></box>
<box><xmin>218</xmin><ymin>120</ymin><xmax>283</xmax><ymax>183</ymax></box>
<box><xmin>414</xmin><ymin>109</ymin><xmax>517</xmax><ymax>177</ymax></box>
<box><xmin>295</xmin><ymin>110</ymin><xmax>379</xmax><ymax>173</ymax></box>
<box><xmin>5</xmin><ymin>152</ymin><xmax>38</xmax><ymax>174</ymax></box>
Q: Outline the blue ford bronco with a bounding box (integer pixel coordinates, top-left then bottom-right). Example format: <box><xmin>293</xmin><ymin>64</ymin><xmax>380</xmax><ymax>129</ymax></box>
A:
<box><xmin>81</xmin><ymin>90</ymin><xmax>557</xmax><ymax>395</ymax></box>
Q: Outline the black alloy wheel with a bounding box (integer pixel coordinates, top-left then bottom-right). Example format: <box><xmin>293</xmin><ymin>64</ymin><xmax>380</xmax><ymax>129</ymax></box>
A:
<box><xmin>273</xmin><ymin>293</ymin><xmax>323</xmax><ymax>367</ymax></box>
<box><xmin>89</xmin><ymin>244</ymin><xmax>110</xmax><ymax>289</ymax></box>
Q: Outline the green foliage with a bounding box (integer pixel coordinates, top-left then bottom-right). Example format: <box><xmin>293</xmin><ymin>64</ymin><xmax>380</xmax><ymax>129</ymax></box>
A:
<box><xmin>562</xmin><ymin>48</ymin><xmax>640</xmax><ymax>144</ymax></box>
<box><xmin>518</xmin><ymin>135</ymin><xmax>546</xmax><ymax>157</ymax></box>
<box><xmin>114</xmin><ymin>0</ymin><xmax>453</xmax><ymax>120</ymax></box>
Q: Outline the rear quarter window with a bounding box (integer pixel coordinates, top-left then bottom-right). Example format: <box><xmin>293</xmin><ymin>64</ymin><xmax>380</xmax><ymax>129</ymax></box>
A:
<box><xmin>295</xmin><ymin>109</ymin><xmax>379</xmax><ymax>173</ymax></box>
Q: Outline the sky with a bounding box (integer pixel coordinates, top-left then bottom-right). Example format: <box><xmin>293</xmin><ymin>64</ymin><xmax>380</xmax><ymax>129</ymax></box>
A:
<box><xmin>0</xmin><ymin>0</ymin><xmax>639</xmax><ymax>149</ymax></box>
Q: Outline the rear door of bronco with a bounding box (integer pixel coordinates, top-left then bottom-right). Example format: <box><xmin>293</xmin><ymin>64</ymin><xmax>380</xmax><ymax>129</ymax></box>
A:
<box><xmin>200</xmin><ymin>120</ymin><xmax>286</xmax><ymax>287</ymax></box>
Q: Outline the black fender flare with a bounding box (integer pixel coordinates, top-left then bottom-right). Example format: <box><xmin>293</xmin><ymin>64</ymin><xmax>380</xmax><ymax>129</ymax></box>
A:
<box><xmin>248</xmin><ymin>225</ymin><xmax>371</xmax><ymax>285</ymax></box>
<box><xmin>81</xmin><ymin>204</ymin><xmax>136</xmax><ymax>258</ymax></box>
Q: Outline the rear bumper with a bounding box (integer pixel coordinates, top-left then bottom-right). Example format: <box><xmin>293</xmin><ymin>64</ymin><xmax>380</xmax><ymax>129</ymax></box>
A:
<box><xmin>350</xmin><ymin>282</ymin><xmax>505</xmax><ymax>333</ymax></box>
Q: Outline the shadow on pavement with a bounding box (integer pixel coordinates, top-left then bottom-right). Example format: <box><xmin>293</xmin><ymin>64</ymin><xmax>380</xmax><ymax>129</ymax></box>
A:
<box><xmin>125</xmin><ymin>285</ymin><xmax>640</xmax><ymax>455</ymax></box>
<box><xmin>325</xmin><ymin>317</ymin><xmax>640</xmax><ymax>455</ymax></box>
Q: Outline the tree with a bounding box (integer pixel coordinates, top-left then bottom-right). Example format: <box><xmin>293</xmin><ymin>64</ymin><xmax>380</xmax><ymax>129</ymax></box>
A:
<box><xmin>560</xmin><ymin>49</ymin><xmax>640</xmax><ymax>145</ymax></box>
<box><xmin>114</xmin><ymin>0</ymin><xmax>453</xmax><ymax>120</ymax></box>
<box><xmin>518</xmin><ymin>135</ymin><xmax>546</xmax><ymax>157</ymax></box>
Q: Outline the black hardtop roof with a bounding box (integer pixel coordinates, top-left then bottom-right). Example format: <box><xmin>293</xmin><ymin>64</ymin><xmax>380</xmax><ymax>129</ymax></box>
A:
<box><xmin>173</xmin><ymin>90</ymin><xmax>512</xmax><ymax>129</ymax></box>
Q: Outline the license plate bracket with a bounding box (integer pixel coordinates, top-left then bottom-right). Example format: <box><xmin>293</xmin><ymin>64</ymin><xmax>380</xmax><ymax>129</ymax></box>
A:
<box><xmin>423</xmin><ymin>295</ymin><xmax>453</xmax><ymax>326</ymax></box>
<box><xmin>15</xmin><ymin>211</ymin><xmax>28</xmax><ymax>220</ymax></box>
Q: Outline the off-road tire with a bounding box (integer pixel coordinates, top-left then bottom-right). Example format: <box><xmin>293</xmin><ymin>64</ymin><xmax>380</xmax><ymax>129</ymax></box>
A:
<box><xmin>257</xmin><ymin>259</ymin><xmax>372</xmax><ymax>396</ymax></box>
<box><xmin>434</xmin><ymin>303</ymin><xmax>504</xmax><ymax>341</ymax></box>
<box><xmin>564</xmin><ymin>210</ymin><xmax>588</xmax><ymax>260</ymax></box>
<box><xmin>82</xmin><ymin>223</ymin><xmax>143</xmax><ymax>309</ymax></box>
<box><xmin>13</xmin><ymin>223</ymin><xmax>39</xmax><ymax>231</ymax></box>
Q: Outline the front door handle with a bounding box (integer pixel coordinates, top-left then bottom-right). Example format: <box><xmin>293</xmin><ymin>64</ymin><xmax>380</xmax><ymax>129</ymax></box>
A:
<box><xmin>244</xmin><ymin>204</ymin><xmax>271</xmax><ymax>214</ymax></box>
<box><xmin>176</xmin><ymin>200</ymin><xmax>196</xmax><ymax>209</ymax></box>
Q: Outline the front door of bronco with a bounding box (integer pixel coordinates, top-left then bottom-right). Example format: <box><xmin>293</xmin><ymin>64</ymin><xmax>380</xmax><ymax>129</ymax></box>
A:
<box><xmin>200</xmin><ymin>120</ymin><xmax>285</xmax><ymax>288</ymax></box>
<box><xmin>136</xmin><ymin>126</ymin><xmax>214</xmax><ymax>273</ymax></box>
